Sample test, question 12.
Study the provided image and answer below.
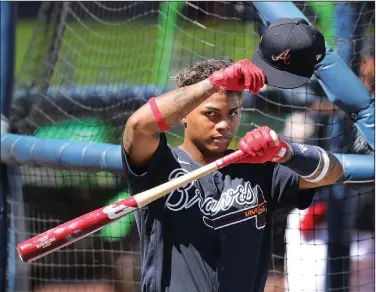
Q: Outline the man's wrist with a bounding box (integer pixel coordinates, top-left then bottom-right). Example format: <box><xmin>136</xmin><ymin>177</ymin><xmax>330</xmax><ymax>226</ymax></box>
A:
<box><xmin>208</xmin><ymin>69</ymin><xmax>229</xmax><ymax>93</ymax></box>
<box><xmin>280</xmin><ymin>143</ymin><xmax>293</xmax><ymax>164</ymax></box>
<box><xmin>202</xmin><ymin>78</ymin><xmax>217</xmax><ymax>97</ymax></box>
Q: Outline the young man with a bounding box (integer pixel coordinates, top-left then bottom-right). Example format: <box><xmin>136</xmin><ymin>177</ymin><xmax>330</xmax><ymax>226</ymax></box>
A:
<box><xmin>122</xmin><ymin>19</ymin><xmax>344</xmax><ymax>292</ymax></box>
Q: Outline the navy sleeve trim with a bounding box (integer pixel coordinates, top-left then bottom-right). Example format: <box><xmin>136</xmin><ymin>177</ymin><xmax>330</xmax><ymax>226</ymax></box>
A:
<box><xmin>287</xmin><ymin>171</ymin><xmax>315</xmax><ymax>210</ymax></box>
<box><xmin>270</xmin><ymin>163</ymin><xmax>315</xmax><ymax>210</ymax></box>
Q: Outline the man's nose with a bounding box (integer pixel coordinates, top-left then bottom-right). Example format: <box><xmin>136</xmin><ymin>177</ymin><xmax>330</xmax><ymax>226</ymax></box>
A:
<box><xmin>216</xmin><ymin>118</ymin><xmax>231</xmax><ymax>131</ymax></box>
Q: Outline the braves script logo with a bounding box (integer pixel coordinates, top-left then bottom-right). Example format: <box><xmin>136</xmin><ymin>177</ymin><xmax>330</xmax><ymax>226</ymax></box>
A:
<box><xmin>165</xmin><ymin>168</ymin><xmax>267</xmax><ymax>230</ymax></box>
<box><xmin>272</xmin><ymin>49</ymin><xmax>291</xmax><ymax>65</ymax></box>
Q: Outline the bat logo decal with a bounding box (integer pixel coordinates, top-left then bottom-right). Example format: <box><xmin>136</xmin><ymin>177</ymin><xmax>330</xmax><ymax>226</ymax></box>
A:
<box><xmin>103</xmin><ymin>204</ymin><xmax>135</xmax><ymax>220</ymax></box>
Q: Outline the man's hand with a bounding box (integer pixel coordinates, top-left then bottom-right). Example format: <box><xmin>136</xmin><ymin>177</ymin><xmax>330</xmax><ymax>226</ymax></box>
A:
<box><xmin>209</xmin><ymin>59</ymin><xmax>266</xmax><ymax>94</ymax></box>
<box><xmin>237</xmin><ymin>126</ymin><xmax>289</xmax><ymax>164</ymax></box>
<box><xmin>237</xmin><ymin>126</ymin><xmax>344</xmax><ymax>190</ymax></box>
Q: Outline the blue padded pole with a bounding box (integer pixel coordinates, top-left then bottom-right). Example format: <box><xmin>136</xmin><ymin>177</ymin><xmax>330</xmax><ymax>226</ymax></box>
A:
<box><xmin>1</xmin><ymin>133</ymin><xmax>374</xmax><ymax>182</ymax></box>
<box><xmin>252</xmin><ymin>2</ymin><xmax>375</xmax><ymax>150</ymax></box>
<box><xmin>14</xmin><ymin>84</ymin><xmax>174</xmax><ymax>102</ymax></box>
<box><xmin>0</xmin><ymin>2</ymin><xmax>16</xmax><ymax>118</ymax></box>
<box><xmin>0</xmin><ymin>2</ymin><xmax>16</xmax><ymax>291</ymax></box>
<box><xmin>14</xmin><ymin>83</ymin><xmax>318</xmax><ymax>108</ymax></box>
<box><xmin>1</xmin><ymin>133</ymin><xmax>124</xmax><ymax>175</ymax></box>
<box><xmin>6</xmin><ymin>165</ymin><xmax>30</xmax><ymax>292</ymax></box>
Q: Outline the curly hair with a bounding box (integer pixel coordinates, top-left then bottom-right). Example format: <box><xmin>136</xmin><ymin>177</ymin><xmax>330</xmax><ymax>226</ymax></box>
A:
<box><xmin>173</xmin><ymin>58</ymin><xmax>243</xmax><ymax>98</ymax></box>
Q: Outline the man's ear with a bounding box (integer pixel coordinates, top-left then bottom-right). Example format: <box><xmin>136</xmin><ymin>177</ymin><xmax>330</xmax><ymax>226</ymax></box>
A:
<box><xmin>181</xmin><ymin>117</ymin><xmax>187</xmax><ymax>128</ymax></box>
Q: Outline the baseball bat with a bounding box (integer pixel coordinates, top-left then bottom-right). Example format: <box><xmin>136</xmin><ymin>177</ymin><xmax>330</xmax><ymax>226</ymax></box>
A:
<box><xmin>17</xmin><ymin>131</ymin><xmax>280</xmax><ymax>263</ymax></box>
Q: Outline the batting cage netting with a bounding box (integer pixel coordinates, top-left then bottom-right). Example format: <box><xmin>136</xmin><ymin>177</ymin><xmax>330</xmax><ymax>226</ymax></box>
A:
<box><xmin>1</xmin><ymin>1</ymin><xmax>374</xmax><ymax>292</ymax></box>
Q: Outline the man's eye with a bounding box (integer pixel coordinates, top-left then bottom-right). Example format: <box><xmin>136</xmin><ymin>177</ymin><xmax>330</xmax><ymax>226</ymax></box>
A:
<box><xmin>229</xmin><ymin>111</ymin><xmax>238</xmax><ymax>117</ymax></box>
<box><xmin>205</xmin><ymin>111</ymin><xmax>215</xmax><ymax>116</ymax></box>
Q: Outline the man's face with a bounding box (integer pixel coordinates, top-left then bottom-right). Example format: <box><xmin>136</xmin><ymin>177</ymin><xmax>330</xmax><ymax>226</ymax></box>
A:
<box><xmin>184</xmin><ymin>92</ymin><xmax>241</xmax><ymax>154</ymax></box>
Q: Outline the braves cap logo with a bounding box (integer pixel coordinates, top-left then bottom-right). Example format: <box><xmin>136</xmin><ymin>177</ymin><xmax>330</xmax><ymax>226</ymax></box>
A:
<box><xmin>272</xmin><ymin>48</ymin><xmax>291</xmax><ymax>65</ymax></box>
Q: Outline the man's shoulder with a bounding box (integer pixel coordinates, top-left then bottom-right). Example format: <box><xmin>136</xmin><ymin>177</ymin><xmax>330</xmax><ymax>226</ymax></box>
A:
<box><xmin>168</xmin><ymin>145</ymin><xmax>198</xmax><ymax>169</ymax></box>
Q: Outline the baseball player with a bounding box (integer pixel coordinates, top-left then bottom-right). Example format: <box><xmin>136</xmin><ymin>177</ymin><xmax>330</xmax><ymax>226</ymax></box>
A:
<box><xmin>122</xmin><ymin>18</ymin><xmax>344</xmax><ymax>292</ymax></box>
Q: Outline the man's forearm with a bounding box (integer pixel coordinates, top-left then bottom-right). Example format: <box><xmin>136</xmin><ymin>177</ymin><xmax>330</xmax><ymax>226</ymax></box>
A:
<box><xmin>155</xmin><ymin>79</ymin><xmax>215</xmax><ymax>127</ymax></box>
<box><xmin>131</xmin><ymin>79</ymin><xmax>215</xmax><ymax>134</ymax></box>
<box><xmin>281</xmin><ymin>143</ymin><xmax>344</xmax><ymax>189</ymax></box>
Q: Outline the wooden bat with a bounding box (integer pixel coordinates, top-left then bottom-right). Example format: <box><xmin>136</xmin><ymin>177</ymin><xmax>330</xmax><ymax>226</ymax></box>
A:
<box><xmin>17</xmin><ymin>131</ymin><xmax>280</xmax><ymax>263</ymax></box>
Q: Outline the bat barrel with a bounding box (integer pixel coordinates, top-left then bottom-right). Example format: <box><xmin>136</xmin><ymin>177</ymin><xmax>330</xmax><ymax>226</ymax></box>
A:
<box><xmin>17</xmin><ymin>211</ymin><xmax>109</xmax><ymax>262</ymax></box>
<box><xmin>17</xmin><ymin>197</ymin><xmax>138</xmax><ymax>262</ymax></box>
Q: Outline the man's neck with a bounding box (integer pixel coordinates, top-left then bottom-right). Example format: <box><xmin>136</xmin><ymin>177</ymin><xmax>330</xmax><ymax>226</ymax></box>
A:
<box><xmin>180</xmin><ymin>139</ymin><xmax>224</xmax><ymax>165</ymax></box>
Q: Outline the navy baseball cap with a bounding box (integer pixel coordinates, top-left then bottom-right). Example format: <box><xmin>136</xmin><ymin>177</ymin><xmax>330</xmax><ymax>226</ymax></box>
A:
<box><xmin>252</xmin><ymin>18</ymin><xmax>326</xmax><ymax>89</ymax></box>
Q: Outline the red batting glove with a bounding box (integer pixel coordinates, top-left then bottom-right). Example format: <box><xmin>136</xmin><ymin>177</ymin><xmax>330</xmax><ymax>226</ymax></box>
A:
<box><xmin>237</xmin><ymin>126</ymin><xmax>289</xmax><ymax>164</ymax></box>
<box><xmin>209</xmin><ymin>59</ymin><xmax>266</xmax><ymax>94</ymax></box>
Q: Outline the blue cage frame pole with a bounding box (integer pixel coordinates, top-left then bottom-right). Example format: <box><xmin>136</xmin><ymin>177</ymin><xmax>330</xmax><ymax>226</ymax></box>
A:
<box><xmin>1</xmin><ymin>2</ymin><xmax>17</xmax><ymax>291</ymax></box>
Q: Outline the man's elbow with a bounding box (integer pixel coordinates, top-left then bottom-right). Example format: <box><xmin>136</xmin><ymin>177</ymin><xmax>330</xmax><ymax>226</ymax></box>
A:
<box><xmin>125</xmin><ymin>105</ymin><xmax>159</xmax><ymax>135</ymax></box>
<box><xmin>123</xmin><ymin>114</ymin><xmax>144</xmax><ymax>154</ymax></box>
<box><xmin>325</xmin><ymin>167</ymin><xmax>344</xmax><ymax>185</ymax></box>
<box><xmin>125</xmin><ymin>113</ymin><xmax>143</xmax><ymax>131</ymax></box>
<box><xmin>124</xmin><ymin>114</ymin><xmax>149</xmax><ymax>139</ymax></box>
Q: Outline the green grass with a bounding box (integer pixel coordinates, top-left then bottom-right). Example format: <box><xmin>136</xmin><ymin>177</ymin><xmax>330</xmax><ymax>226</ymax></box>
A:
<box><xmin>16</xmin><ymin>19</ymin><xmax>259</xmax><ymax>85</ymax></box>
<box><xmin>15</xmin><ymin>21</ymin><xmax>34</xmax><ymax>74</ymax></box>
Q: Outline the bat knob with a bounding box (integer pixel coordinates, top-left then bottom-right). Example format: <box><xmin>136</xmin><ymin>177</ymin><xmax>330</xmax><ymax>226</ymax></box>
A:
<box><xmin>269</xmin><ymin>130</ymin><xmax>280</xmax><ymax>146</ymax></box>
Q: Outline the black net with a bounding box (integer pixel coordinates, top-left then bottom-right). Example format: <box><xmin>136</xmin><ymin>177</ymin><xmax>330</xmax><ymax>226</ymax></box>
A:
<box><xmin>7</xmin><ymin>2</ymin><xmax>374</xmax><ymax>291</ymax></box>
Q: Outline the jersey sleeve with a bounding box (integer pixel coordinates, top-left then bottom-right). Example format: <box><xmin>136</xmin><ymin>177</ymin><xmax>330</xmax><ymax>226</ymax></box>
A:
<box><xmin>268</xmin><ymin>163</ymin><xmax>315</xmax><ymax>210</ymax></box>
<box><xmin>121</xmin><ymin>132</ymin><xmax>170</xmax><ymax>194</ymax></box>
